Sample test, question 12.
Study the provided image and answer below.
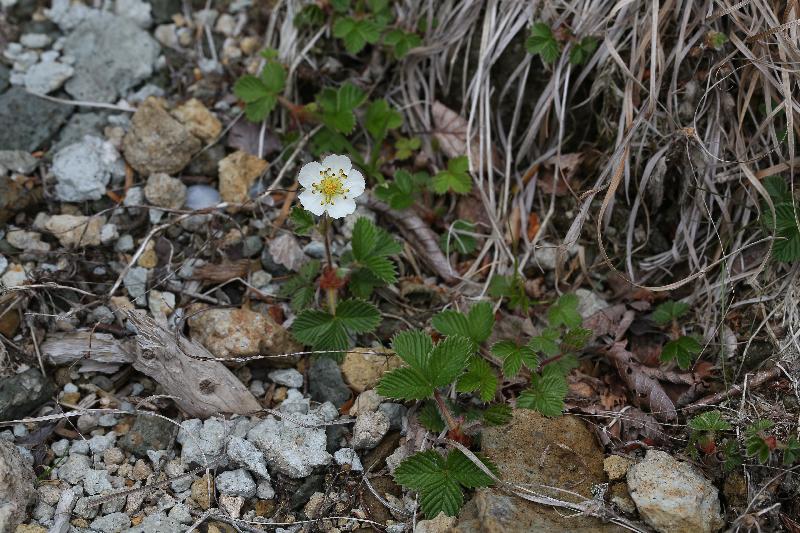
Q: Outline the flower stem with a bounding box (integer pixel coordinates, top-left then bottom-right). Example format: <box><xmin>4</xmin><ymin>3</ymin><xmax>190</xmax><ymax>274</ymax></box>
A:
<box><xmin>433</xmin><ymin>390</ymin><xmax>459</xmax><ymax>432</ymax></box>
<box><xmin>320</xmin><ymin>214</ymin><xmax>337</xmax><ymax>315</ymax></box>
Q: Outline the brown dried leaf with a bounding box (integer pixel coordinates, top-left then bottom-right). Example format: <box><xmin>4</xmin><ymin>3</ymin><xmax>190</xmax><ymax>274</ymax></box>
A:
<box><xmin>432</xmin><ymin>101</ymin><xmax>475</xmax><ymax>161</ymax></box>
<box><xmin>606</xmin><ymin>341</ymin><xmax>677</xmax><ymax>420</ymax></box>
<box><xmin>191</xmin><ymin>259</ymin><xmax>251</xmax><ymax>283</ymax></box>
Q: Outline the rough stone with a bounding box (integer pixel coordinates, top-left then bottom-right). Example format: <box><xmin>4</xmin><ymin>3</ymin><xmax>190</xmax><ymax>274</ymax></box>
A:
<box><xmin>123</xmin><ymin>267</ymin><xmax>148</xmax><ymax>305</ymax></box>
<box><xmin>115</xmin><ymin>0</ymin><xmax>152</xmax><ymax>28</ymax></box>
<box><xmin>216</xmin><ymin>468</ymin><xmax>256</xmax><ymax>498</ymax></box>
<box><xmin>23</xmin><ymin>61</ymin><xmax>73</xmax><ymax>94</ymax></box>
<box><xmin>604</xmin><ymin>455</ymin><xmax>634</xmax><ymax>481</ymax></box>
<box><xmin>277</xmin><ymin>388</ymin><xmax>310</xmax><ymax>415</ymax></box>
<box><xmin>185</xmin><ymin>184</ymin><xmax>221</xmax><ymax>210</ymax></box>
<box><xmin>171</xmin><ymin>98</ymin><xmax>222</xmax><ymax>142</ymax></box>
<box><xmin>308</xmin><ymin>357</ymin><xmax>351</xmax><ymax>408</ymax></box>
<box><xmin>247</xmin><ymin>415</ymin><xmax>332</xmax><ymax>478</ymax></box>
<box><xmin>42</xmin><ymin>214</ymin><xmax>106</xmax><ymax>248</ymax></box>
<box><xmin>190</xmin><ymin>474</ymin><xmax>214</xmax><ymax>510</ymax></box>
<box><xmin>349</xmin><ymin>389</ymin><xmax>384</xmax><ymax>416</ymax></box>
<box><xmin>5</xmin><ymin>230</ymin><xmax>50</xmax><ymax>252</ymax></box>
<box><xmin>62</xmin><ymin>12</ymin><xmax>159</xmax><ymax>102</ymax></box>
<box><xmin>266</xmin><ymin>233</ymin><xmax>306</xmax><ymax>272</ymax></box>
<box><xmin>217</xmin><ymin>150</ymin><xmax>267</xmax><ymax>206</ymax></box>
<box><xmin>0</xmin><ymin>368</ymin><xmax>55</xmax><ymax>421</ymax></box>
<box><xmin>627</xmin><ymin>450</ymin><xmax>724</xmax><ymax>533</ymax></box>
<box><xmin>89</xmin><ymin>512</ymin><xmax>131</xmax><ymax>532</ymax></box>
<box><xmin>341</xmin><ymin>348</ymin><xmax>404</xmax><ymax>393</ymax></box>
<box><xmin>125</xmin><ymin>512</ymin><xmax>182</xmax><ymax>533</ymax></box>
<box><xmin>52</xmin><ymin>135</ymin><xmax>124</xmax><ymax>202</ymax></box>
<box><xmin>256</xmin><ymin>479</ymin><xmax>275</xmax><ymax>500</ymax></box>
<box><xmin>333</xmin><ymin>448</ymin><xmax>363</xmax><ymax>471</ymax></box>
<box><xmin>417</xmin><ymin>512</ymin><xmax>457</xmax><ymax>533</ymax></box>
<box><xmin>0</xmin><ymin>440</ymin><xmax>37</xmax><ymax>533</ymax></box>
<box><xmin>0</xmin><ymin>87</ymin><xmax>72</xmax><ymax>151</ymax></box>
<box><xmin>378</xmin><ymin>403</ymin><xmax>407</xmax><ymax>432</ymax></box>
<box><xmin>52</xmin><ymin>112</ymin><xmax>106</xmax><ymax>152</ymax></box>
<box><xmin>177</xmin><ymin>417</ymin><xmax>229</xmax><ymax>466</ymax></box>
<box><xmin>226</xmin><ymin>436</ymin><xmax>270</xmax><ymax>479</ymax></box>
<box><xmin>453</xmin><ymin>410</ymin><xmax>620</xmax><ymax>533</ymax></box>
<box><xmin>57</xmin><ymin>453</ymin><xmax>91</xmax><ymax>484</ymax></box>
<box><xmin>219</xmin><ymin>494</ymin><xmax>244</xmax><ymax>519</ymax></box>
<box><xmin>144</xmin><ymin>173</ymin><xmax>187</xmax><ymax>209</ymax></box>
<box><xmin>122</xmin><ymin>97</ymin><xmax>202</xmax><ymax>175</ymax></box>
<box><xmin>187</xmin><ymin>305</ymin><xmax>297</xmax><ymax>359</ymax></box>
<box><xmin>352</xmin><ymin>410</ymin><xmax>390</xmax><ymax>450</ymax></box>
<box><xmin>84</xmin><ymin>469</ymin><xmax>113</xmax><ymax>495</ymax></box>
<box><xmin>267</xmin><ymin>368</ymin><xmax>303</xmax><ymax>389</ymax></box>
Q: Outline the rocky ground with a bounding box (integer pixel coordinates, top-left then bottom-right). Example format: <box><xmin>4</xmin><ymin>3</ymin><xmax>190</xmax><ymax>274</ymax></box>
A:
<box><xmin>0</xmin><ymin>0</ymin><xmax>777</xmax><ymax>533</ymax></box>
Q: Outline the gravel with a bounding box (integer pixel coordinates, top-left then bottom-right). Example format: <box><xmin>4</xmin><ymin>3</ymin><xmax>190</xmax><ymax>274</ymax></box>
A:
<box><xmin>268</xmin><ymin>368</ymin><xmax>304</xmax><ymax>388</ymax></box>
<box><xmin>216</xmin><ymin>468</ymin><xmax>257</xmax><ymax>498</ymax></box>
<box><xmin>226</xmin><ymin>436</ymin><xmax>271</xmax><ymax>479</ymax></box>
<box><xmin>247</xmin><ymin>414</ymin><xmax>332</xmax><ymax>478</ymax></box>
<box><xmin>51</xmin><ymin>135</ymin><xmax>125</xmax><ymax>202</ymax></box>
<box><xmin>351</xmin><ymin>410</ymin><xmax>390</xmax><ymax>450</ymax></box>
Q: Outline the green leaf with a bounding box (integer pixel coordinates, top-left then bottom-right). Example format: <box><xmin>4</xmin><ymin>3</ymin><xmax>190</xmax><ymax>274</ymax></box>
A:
<box><xmin>294</xmin><ymin>4</ymin><xmax>325</xmax><ymax>27</ymax></box>
<box><xmin>289</xmin><ymin>206</ymin><xmax>315</xmax><ymax>235</ymax></box>
<box><xmin>317</xmin><ymin>83</ymin><xmax>367</xmax><ymax>134</ymax></box>
<box><xmin>431</xmin><ymin>310</ymin><xmax>470</xmax><ymax>339</ymax></box>
<box><xmin>493</xmin><ymin>340</ymin><xmax>538</xmax><ymax>378</ymax></box>
<box><xmin>384</xmin><ymin>29</ymin><xmax>422</xmax><ymax>58</ymax></box>
<box><xmin>651</xmin><ymin>300</ymin><xmax>690</xmax><ymax>325</ymax></box>
<box><xmin>234</xmin><ymin>75</ymin><xmax>268</xmax><ymax>103</ymax></box>
<box><xmin>547</xmin><ymin>293</ymin><xmax>582</xmax><ymax>328</ymax></box>
<box><xmin>336</xmin><ymin>298</ymin><xmax>381</xmax><ymax>333</ymax></box>
<box><xmin>527</xmin><ymin>333</ymin><xmax>559</xmax><ymax>357</ymax></box>
<box><xmin>418</xmin><ymin>400</ymin><xmax>446</xmax><ymax>432</ymax></box>
<box><xmin>330</xmin><ymin>0</ymin><xmax>350</xmax><ymax>13</ymax></box>
<box><xmin>427</xmin><ymin>335</ymin><xmax>472</xmax><ymax>387</ymax></box>
<box><xmin>688</xmin><ymin>410</ymin><xmax>731</xmax><ymax>432</ymax></box>
<box><xmin>560</xmin><ymin>327</ymin><xmax>592</xmax><ymax>353</ymax></box>
<box><xmin>783</xmin><ymin>436</ymin><xmax>800</xmax><ymax>465</ymax></box>
<box><xmin>418</xmin><ymin>474</ymin><xmax>463</xmax><ymax>519</ymax></box>
<box><xmin>352</xmin><ymin>217</ymin><xmax>378</xmax><ymax>260</ymax></box>
<box><xmin>488</xmin><ymin>274</ymin><xmax>531</xmax><ymax>311</ymax></box>
<box><xmin>349</xmin><ymin>217</ymin><xmax>401</xmax><ymax>284</ymax></box>
<box><xmin>445</xmin><ymin>450</ymin><xmax>498</xmax><ymax>487</ymax></box>
<box><xmin>365</xmin><ymin>99</ymin><xmax>403</xmax><ymax>142</ymax></box>
<box><xmin>745</xmin><ymin>420</ymin><xmax>775</xmax><ymax>463</ymax></box>
<box><xmin>456</xmin><ymin>357</ymin><xmax>497</xmax><ymax>402</ymax></box>
<box><xmin>481</xmin><ymin>403</ymin><xmax>512</xmax><ymax>426</ymax></box>
<box><xmin>291</xmin><ymin>309</ymin><xmax>336</xmax><ymax>346</ymax></box>
<box><xmin>432</xmin><ymin>156</ymin><xmax>472</xmax><ymax>194</ymax></box>
<box><xmin>440</xmin><ymin>220</ymin><xmax>477</xmax><ymax>255</ymax></box>
<box><xmin>394</xmin><ymin>450</ymin><xmax>445</xmax><ymax>490</ymax></box>
<box><xmin>377</xmin><ymin>367</ymin><xmax>434</xmax><ymax>400</ymax></box>
<box><xmin>526</xmin><ymin>22</ymin><xmax>561</xmax><ymax>63</ymax></box>
<box><xmin>375</xmin><ymin>170</ymin><xmax>428</xmax><ymax>210</ymax></box>
<box><xmin>661</xmin><ymin>335</ymin><xmax>701</xmax><ymax>369</ymax></box>
<box><xmin>517</xmin><ymin>366</ymin><xmax>568</xmax><ymax>417</ymax></box>
<box><xmin>362</xmin><ymin>255</ymin><xmax>397</xmax><ymax>283</ymax></box>
<box><xmin>333</xmin><ymin>17</ymin><xmax>381</xmax><ymax>54</ymax></box>
<box><xmin>432</xmin><ymin>302</ymin><xmax>494</xmax><ymax>346</ymax></box>
<box><xmin>277</xmin><ymin>261</ymin><xmax>320</xmax><ymax>312</ymax></box>
<box><xmin>707</xmin><ymin>31</ymin><xmax>728</xmax><ymax>49</ymax></box>
<box><xmin>568</xmin><ymin>36</ymin><xmax>597</xmax><ymax>65</ymax></box>
<box><xmin>392</xmin><ymin>329</ymin><xmax>433</xmax><ymax>370</ymax></box>
<box><xmin>394</xmin><ymin>136</ymin><xmax>421</xmax><ymax>160</ymax></box>
<box><xmin>348</xmin><ymin>268</ymin><xmax>381</xmax><ymax>300</ymax></box>
<box><xmin>260</xmin><ymin>60</ymin><xmax>286</xmax><ymax>93</ymax></box>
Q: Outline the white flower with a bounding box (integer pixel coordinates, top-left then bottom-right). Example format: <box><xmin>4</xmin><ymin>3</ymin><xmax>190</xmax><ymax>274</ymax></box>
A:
<box><xmin>297</xmin><ymin>154</ymin><xmax>365</xmax><ymax>219</ymax></box>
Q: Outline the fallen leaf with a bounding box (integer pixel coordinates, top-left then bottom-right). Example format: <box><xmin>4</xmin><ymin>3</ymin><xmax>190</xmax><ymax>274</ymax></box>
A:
<box><xmin>227</xmin><ymin>119</ymin><xmax>281</xmax><ymax>158</ymax></box>
<box><xmin>268</xmin><ymin>233</ymin><xmax>305</xmax><ymax>271</ymax></box>
<box><xmin>192</xmin><ymin>259</ymin><xmax>251</xmax><ymax>283</ymax></box>
<box><xmin>526</xmin><ymin>212</ymin><xmax>540</xmax><ymax>241</ymax></box>
<box><xmin>606</xmin><ymin>341</ymin><xmax>677</xmax><ymax>421</ymax></box>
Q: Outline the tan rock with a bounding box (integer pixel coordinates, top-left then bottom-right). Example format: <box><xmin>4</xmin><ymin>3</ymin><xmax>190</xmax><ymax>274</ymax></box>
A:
<box><xmin>5</xmin><ymin>229</ymin><xmax>50</xmax><ymax>252</ymax></box>
<box><xmin>217</xmin><ymin>150</ymin><xmax>268</xmax><ymax>207</ymax></box>
<box><xmin>144</xmin><ymin>173</ymin><xmax>187</xmax><ymax>209</ymax></box>
<box><xmin>416</xmin><ymin>512</ymin><xmax>457</xmax><ymax>533</ymax></box>
<box><xmin>171</xmin><ymin>98</ymin><xmax>222</xmax><ymax>143</ymax></box>
<box><xmin>341</xmin><ymin>348</ymin><xmax>404</xmax><ymax>393</ymax></box>
<box><xmin>191</xmin><ymin>474</ymin><xmax>215</xmax><ymax>510</ymax></box>
<box><xmin>604</xmin><ymin>455</ymin><xmax>634</xmax><ymax>481</ymax></box>
<box><xmin>240</xmin><ymin>36</ymin><xmax>260</xmax><ymax>55</ymax></box>
<box><xmin>137</xmin><ymin>240</ymin><xmax>158</xmax><ymax>268</ymax></box>
<box><xmin>610</xmin><ymin>483</ymin><xmax>636</xmax><ymax>514</ymax></box>
<box><xmin>187</xmin><ymin>305</ymin><xmax>298</xmax><ymax>359</ymax></box>
<box><xmin>15</xmin><ymin>524</ymin><xmax>48</xmax><ymax>533</ymax></box>
<box><xmin>43</xmin><ymin>214</ymin><xmax>105</xmax><ymax>248</ymax></box>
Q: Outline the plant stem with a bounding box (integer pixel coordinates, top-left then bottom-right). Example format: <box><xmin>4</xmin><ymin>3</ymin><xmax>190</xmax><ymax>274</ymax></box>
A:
<box><xmin>433</xmin><ymin>390</ymin><xmax>459</xmax><ymax>432</ymax></box>
<box><xmin>320</xmin><ymin>214</ymin><xmax>337</xmax><ymax>315</ymax></box>
<box><xmin>538</xmin><ymin>352</ymin><xmax>565</xmax><ymax>370</ymax></box>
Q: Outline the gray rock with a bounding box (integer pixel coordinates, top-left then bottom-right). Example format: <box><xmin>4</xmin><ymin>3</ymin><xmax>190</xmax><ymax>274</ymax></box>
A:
<box><xmin>333</xmin><ymin>448</ymin><xmax>363</xmax><ymax>471</ymax></box>
<box><xmin>51</xmin><ymin>439</ymin><xmax>69</xmax><ymax>456</ymax></box>
<box><xmin>32</xmin><ymin>500</ymin><xmax>55</xmax><ymax>522</ymax></box>
<box><xmin>0</xmin><ymin>150</ymin><xmax>38</xmax><ymax>174</ymax></box>
<box><xmin>242</xmin><ymin>235</ymin><xmax>263</xmax><ymax>258</ymax></box>
<box><xmin>119</xmin><ymin>415</ymin><xmax>177</xmax><ymax>457</ymax></box>
<box><xmin>77</xmin><ymin>413</ymin><xmax>99</xmax><ymax>432</ymax></box>
<box><xmin>83</xmin><ymin>469</ymin><xmax>113</xmax><ymax>495</ymax></box>
<box><xmin>378</xmin><ymin>403</ymin><xmax>407</xmax><ymax>432</ymax></box>
<box><xmin>216</xmin><ymin>468</ymin><xmax>256</xmax><ymax>498</ymax></box>
<box><xmin>278</xmin><ymin>388</ymin><xmax>310</xmax><ymax>415</ymax></box>
<box><xmin>185</xmin><ymin>184</ymin><xmax>220</xmax><ymax>210</ymax></box>
<box><xmin>52</xmin><ymin>112</ymin><xmax>107</xmax><ymax>152</ymax></box>
<box><xmin>0</xmin><ymin>440</ymin><xmax>37</xmax><ymax>533</ymax></box>
<box><xmin>70</xmin><ymin>439</ymin><xmax>89</xmax><ymax>455</ymax></box>
<box><xmin>0</xmin><ymin>87</ymin><xmax>72</xmax><ymax>151</ymax></box>
<box><xmin>98</xmin><ymin>414</ymin><xmax>118</xmax><ymax>427</ymax></box>
<box><xmin>303</xmin><ymin>240</ymin><xmax>325</xmax><ymax>259</ymax></box>
<box><xmin>90</xmin><ymin>511</ymin><xmax>131</xmax><ymax>532</ymax></box>
<box><xmin>88</xmin><ymin>433</ymin><xmax>116</xmax><ymax>454</ymax></box>
<box><xmin>23</xmin><ymin>60</ymin><xmax>73</xmax><ymax>94</ymax></box>
<box><xmin>115</xmin><ymin>0</ymin><xmax>152</xmax><ymax>28</ymax></box>
<box><xmin>52</xmin><ymin>135</ymin><xmax>125</xmax><ymax>202</ymax></box>
<box><xmin>125</xmin><ymin>512</ymin><xmax>182</xmax><ymax>533</ymax></box>
<box><xmin>0</xmin><ymin>368</ymin><xmax>55</xmax><ymax>421</ymax></box>
<box><xmin>177</xmin><ymin>417</ymin><xmax>229</xmax><ymax>466</ymax></box>
<box><xmin>289</xmin><ymin>473</ymin><xmax>324</xmax><ymax>511</ymax></box>
<box><xmin>351</xmin><ymin>410</ymin><xmax>390</xmax><ymax>450</ymax></box>
<box><xmin>57</xmin><ymin>453</ymin><xmax>91</xmax><ymax>484</ymax></box>
<box><xmin>20</xmin><ymin>33</ymin><xmax>51</xmax><ymax>48</ymax></box>
<box><xmin>627</xmin><ymin>450</ymin><xmax>724</xmax><ymax>533</ymax></box>
<box><xmin>268</xmin><ymin>368</ymin><xmax>303</xmax><ymax>388</ymax></box>
<box><xmin>62</xmin><ymin>12</ymin><xmax>159</xmax><ymax>102</ymax></box>
<box><xmin>575</xmin><ymin>288</ymin><xmax>608</xmax><ymax>318</ymax></box>
<box><xmin>150</xmin><ymin>0</ymin><xmax>182</xmax><ymax>24</ymax></box>
<box><xmin>123</xmin><ymin>267</ymin><xmax>148</xmax><ymax>305</ymax></box>
<box><xmin>167</xmin><ymin>502</ymin><xmax>192</xmax><ymax>524</ymax></box>
<box><xmin>256</xmin><ymin>479</ymin><xmax>275</xmax><ymax>500</ymax></box>
<box><xmin>226</xmin><ymin>436</ymin><xmax>270</xmax><ymax>479</ymax></box>
<box><xmin>247</xmin><ymin>414</ymin><xmax>331</xmax><ymax>478</ymax></box>
<box><xmin>308</xmin><ymin>357</ymin><xmax>351</xmax><ymax>408</ymax></box>
<box><xmin>115</xmin><ymin>234</ymin><xmax>135</xmax><ymax>253</ymax></box>
<box><xmin>74</xmin><ymin>496</ymin><xmax>99</xmax><ymax>519</ymax></box>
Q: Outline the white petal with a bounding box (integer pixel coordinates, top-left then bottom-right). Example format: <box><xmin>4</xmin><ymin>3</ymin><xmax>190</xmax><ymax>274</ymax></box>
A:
<box><xmin>298</xmin><ymin>161</ymin><xmax>324</xmax><ymax>188</ymax></box>
<box><xmin>325</xmin><ymin>197</ymin><xmax>356</xmax><ymax>219</ymax></box>
<box><xmin>298</xmin><ymin>189</ymin><xmax>326</xmax><ymax>216</ymax></box>
<box><xmin>343</xmin><ymin>168</ymin><xmax>365</xmax><ymax>198</ymax></box>
<box><xmin>321</xmin><ymin>154</ymin><xmax>351</xmax><ymax>174</ymax></box>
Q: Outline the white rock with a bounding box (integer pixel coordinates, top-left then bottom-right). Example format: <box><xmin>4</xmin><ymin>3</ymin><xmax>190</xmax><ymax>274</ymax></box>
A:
<box><xmin>214</xmin><ymin>14</ymin><xmax>237</xmax><ymax>36</ymax></box>
<box><xmin>216</xmin><ymin>468</ymin><xmax>256</xmax><ymax>498</ymax></box>
<box><xmin>0</xmin><ymin>255</ymin><xmax>7</xmax><ymax>277</ymax></box>
<box><xmin>185</xmin><ymin>184</ymin><xmax>221</xmax><ymax>210</ymax></box>
<box><xmin>90</xmin><ymin>511</ymin><xmax>131</xmax><ymax>532</ymax></box>
<box><xmin>6</xmin><ymin>229</ymin><xmax>50</xmax><ymax>252</ymax></box>
<box><xmin>334</xmin><ymin>448</ymin><xmax>363</xmax><ymax>472</ymax></box>
<box><xmin>57</xmin><ymin>454</ymin><xmax>91</xmax><ymax>484</ymax></box>
<box><xmin>52</xmin><ymin>135</ymin><xmax>125</xmax><ymax>202</ymax></box>
<box><xmin>226</xmin><ymin>436</ymin><xmax>270</xmax><ymax>479</ymax></box>
<box><xmin>246</xmin><ymin>414</ymin><xmax>331</xmax><ymax>478</ymax></box>
<box><xmin>268</xmin><ymin>368</ymin><xmax>303</xmax><ymax>388</ymax></box>
<box><xmin>1</xmin><ymin>264</ymin><xmax>29</xmax><ymax>287</ymax></box>
<box><xmin>154</xmin><ymin>24</ymin><xmax>179</xmax><ymax>48</ymax></box>
<box><xmin>20</xmin><ymin>33</ymin><xmax>52</xmax><ymax>48</ymax></box>
<box><xmin>100</xmin><ymin>223</ymin><xmax>119</xmax><ymax>245</ymax></box>
<box><xmin>627</xmin><ymin>450</ymin><xmax>724</xmax><ymax>533</ymax></box>
<box><xmin>278</xmin><ymin>388</ymin><xmax>310</xmax><ymax>415</ymax></box>
<box><xmin>352</xmin><ymin>410</ymin><xmax>390</xmax><ymax>450</ymax></box>
<box><xmin>256</xmin><ymin>479</ymin><xmax>275</xmax><ymax>500</ymax></box>
<box><xmin>177</xmin><ymin>418</ymin><xmax>230</xmax><ymax>466</ymax></box>
<box><xmin>349</xmin><ymin>390</ymin><xmax>383</xmax><ymax>416</ymax></box>
<box><xmin>115</xmin><ymin>0</ymin><xmax>152</xmax><ymax>28</ymax></box>
<box><xmin>123</xmin><ymin>267</ymin><xmax>149</xmax><ymax>306</ymax></box>
<box><xmin>24</xmin><ymin>61</ymin><xmax>74</xmax><ymax>94</ymax></box>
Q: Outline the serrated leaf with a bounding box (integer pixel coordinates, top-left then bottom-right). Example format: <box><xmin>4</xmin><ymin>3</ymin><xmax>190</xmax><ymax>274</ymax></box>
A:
<box><xmin>432</xmin><ymin>156</ymin><xmax>472</xmax><ymax>194</ymax></box>
<box><xmin>560</xmin><ymin>327</ymin><xmax>592</xmax><ymax>352</ymax></box>
<box><xmin>336</xmin><ymin>298</ymin><xmax>381</xmax><ymax>333</ymax></box>
<box><xmin>333</xmin><ymin>17</ymin><xmax>381</xmax><ymax>54</ymax></box>
<box><xmin>457</xmin><ymin>357</ymin><xmax>497</xmax><ymax>402</ymax></box>
<box><xmin>394</xmin><ymin>450</ymin><xmax>445</xmax><ymax>489</ymax></box>
<box><xmin>517</xmin><ymin>367</ymin><xmax>567</xmax><ymax>417</ymax></box>
<box><xmin>493</xmin><ymin>340</ymin><xmax>538</xmax><ymax>378</ymax></box>
<box><xmin>362</xmin><ymin>255</ymin><xmax>397</xmax><ymax>283</ymax></box>
<box><xmin>418</xmin><ymin>475</ymin><xmax>463</xmax><ymax>518</ymax></box>
<box><xmin>243</xmin><ymin>94</ymin><xmax>277</xmax><ymax>122</ymax></box>
<box><xmin>376</xmin><ymin>170</ymin><xmax>428</xmax><ymax>209</ymax></box>
<box><xmin>783</xmin><ymin>436</ymin><xmax>800</xmax><ymax>465</ymax></box>
<box><xmin>651</xmin><ymin>300</ymin><xmax>690</xmax><ymax>325</ymax></box>
<box><xmin>526</xmin><ymin>22</ymin><xmax>561</xmax><ymax>63</ymax></box>
<box><xmin>384</xmin><ymin>29</ymin><xmax>422</xmax><ymax>58</ymax></box>
<box><xmin>432</xmin><ymin>310</ymin><xmax>471</xmax><ymax>338</ymax></box>
<box><xmin>352</xmin><ymin>217</ymin><xmax>378</xmax><ymax>260</ymax></box>
<box><xmin>661</xmin><ymin>335</ymin><xmax>701</xmax><ymax>369</ymax></box>
<box><xmin>260</xmin><ymin>60</ymin><xmax>286</xmax><ymax>93</ymax></box>
<box><xmin>418</xmin><ymin>400</ymin><xmax>446</xmax><ymax>432</ymax></box>
<box><xmin>488</xmin><ymin>274</ymin><xmax>531</xmax><ymax>311</ymax></box>
<box><xmin>317</xmin><ymin>83</ymin><xmax>366</xmax><ymax>134</ymax></box>
<box><xmin>568</xmin><ymin>36</ymin><xmax>597</xmax><ymax>65</ymax></box>
<box><xmin>427</xmin><ymin>335</ymin><xmax>472</xmax><ymax>387</ymax></box>
<box><xmin>330</xmin><ymin>0</ymin><xmax>350</xmax><ymax>13</ymax></box>
<box><xmin>289</xmin><ymin>206</ymin><xmax>315</xmax><ymax>235</ymax></box>
<box><xmin>371</xmin><ymin>229</ymin><xmax>403</xmax><ymax>256</ymax></box>
<box><xmin>527</xmin><ymin>334</ymin><xmax>559</xmax><ymax>357</ymax></box>
<box><xmin>445</xmin><ymin>450</ymin><xmax>498</xmax><ymax>488</ymax></box>
<box><xmin>365</xmin><ymin>99</ymin><xmax>403</xmax><ymax>142</ymax></box>
<box><xmin>392</xmin><ymin>329</ymin><xmax>433</xmax><ymax>370</ymax></box>
<box><xmin>234</xmin><ymin>75</ymin><xmax>267</xmax><ymax>103</ymax></box>
<box><xmin>432</xmin><ymin>302</ymin><xmax>494</xmax><ymax>346</ymax></box>
<box><xmin>689</xmin><ymin>410</ymin><xmax>731</xmax><ymax>432</ymax></box>
<box><xmin>394</xmin><ymin>136</ymin><xmax>421</xmax><ymax>160</ymax></box>
<box><xmin>348</xmin><ymin>268</ymin><xmax>381</xmax><ymax>300</ymax></box>
<box><xmin>291</xmin><ymin>309</ymin><xmax>336</xmax><ymax>345</ymax></box>
<box><xmin>547</xmin><ymin>293</ymin><xmax>582</xmax><ymax>328</ymax></box>
<box><xmin>377</xmin><ymin>367</ymin><xmax>434</xmax><ymax>400</ymax></box>
<box><xmin>481</xmin><ymin>403</ymin><xmax>512</xmax><ymax>426</ymax></box>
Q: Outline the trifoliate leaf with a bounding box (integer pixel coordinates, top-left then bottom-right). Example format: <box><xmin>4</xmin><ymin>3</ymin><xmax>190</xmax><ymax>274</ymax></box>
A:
<box><xmin>527</xmin><ymin>332</ymin><xmax>559</xmax><ymax>357</ymax></box>
<box><xmin>333</xmin><ymin>17</ymin><xmax>381</xmax><ymax>54</ymax></box>
<box><xmin>547</xmin><ymin>293</ymin><xmax>582</xmax><ymax>328</ymax></box>
<box><xmin>375</xmin><ymin>170</ymin><xmax>429</xmax><ymax>209</ymax></box>
<box><xmin>362</xmin><ymin>255</ymin><xmax>397</xmax><ymax>283</ymax></box>
<box><xmin>234</xmin><ymin>75</ymin><xmax>268</xmax><ymax>103</ymax></box>
<box><xmin>349</xmin><ymin>217</ymin><xmax>401</xmax><ymax>287</ymax></box>
<box><xmin>277</xmin><ymin>259</ymin><xmax>320</xmax><ymax>312</ymax></box>
<box><xmin>488</xmin><ymin>274</ymin><xmax>531</xmax><ymax>311</ymax></box>
<box><xmin>432</xmin><ymin>302</ymin><xmax>494</xmax><ymax>346</ymax></box>
<box><xmin>417</xmin><ymin>400</ymin><xmax>446</xmax><ymax>433</ymax></box>
<box><xmin>431</xmin><ymin>310</ymin><xmax>470</xmax><ymax>338</ymax></box>
<box><xmin>517</xmin><ymin>366</ymin><xmax>568</xmax><ymax>417</ymax></box>
<box><xmin>432</xmin><ymin>156</ymin><xmax>472</xmax><ymax>194</ymax></box>
<box><xmin>317</xmin><ymin>83</ymin><xmax>366</xmax><ymax>134</ymax></box>
<box><xmin>568</xmin><ymin>36</ymin><xmax>597</xmax><ymax>65</ymax></box>
<box><xmin>392</xmin><ymin>329</ymin><xmax>433</xmax><ymax>370</ymax></box>
<box><xmin>440</xmin><ymin>220</ymin><xmax>477</xmax><ymax>255</ymax></box>
<box><xmin>394</xmin><ymin>450</ymin><xmax>444</xmax><ymax>490</ymax></box>
<box><xmin>651</xmin><ymin>300</ymin><xmax>690</xmax><ymax>325</ymax></box>
<box><xmin>456</xmin><ymin>357</ymin><xmax>497</xmax><ymax>402</ymax></box>
<box><xmin>365</xmin><ymin>99</ymin><xmax>403</xmax><ymax>142</ymax></box>
<box><xmin>335</xmin><ymin>298</ymin><xmax>381</xmax><ymax>333</ymax></box>
<box><xmin>377</xmin><ymin>367</ymin><xmax>434</xmax><ymax>399</ymax></box>
<box><xmin>689</xmin><ymin>410</ymin><xmax>731</xmax><ymax>432</ymax></box>
<box><xmin>384</xmin><ymin>29</ymin><xmax>422</xmax><ymax>58</ymax></box>
<box><xmin>481</xmin><ymin>403</ymin><xmax>512</xmax><ymax>426</ymax></box>
<box><xmin>560</xmin><ymin>327</ymin><xmax>592</xmax><ymax>353</ymax></box>
<box><xmin>745</xmin><ymin>419</ymin><xmax>775</xmax><ymax>464</ymax></box>
<box><xmin>417</xmin><ymin>471</ymin><xmax>464</xmax><ymax>519</ymax></box>
<box><xmin>445</xmin><ymin>450</ymin><xmax>498</xmax><ymax>487</ymax></box>
<box><xmin>260</xmin><ymin>60</ymin><xmax>286</xmax><ymax>93</ymax></box>
<box><xmin>352</xmin><ymin>217</ymin><xmax>378</xmax><ymax>259</ymax></box>
<box><xmin>394</xmin><ymin>136</ymin><xmax>421</xmax><ymax>160</ymax></box>
<box><xmin>291</xmin><ymin>309</ymin><xmax>349</xmax><ymax>352</ymax></box>
<box><xmin>783</xmin><ymin>436</ymin><xmax>800</xmax><ymax>465</ymax></box>
<box><xmin>427</xmin><ymin>336</ymin><xmax>473</xmax><ymax>388</ymax></box>
<box><xmin>526</xmin><ymin>22</ymin><xmax>561</xmax><ymax>63</ymax></box>
<box><xmin>289</xmin><ymin>206</ymin><xmax>315</xmax><ymax>235</ymax></box>
<box><xmin>492</xmin><ymin>340</ymin><xmax>538</xmax><ymax>378</ymax></box>
<box><xmin>661</xmin><ymin>335</ymin><xmax>701</xmax><ymax>369</ymax></box>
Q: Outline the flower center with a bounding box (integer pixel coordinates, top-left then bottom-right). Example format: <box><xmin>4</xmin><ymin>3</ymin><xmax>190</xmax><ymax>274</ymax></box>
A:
<box><xmin>312</xmin><ymin>168</ymin><xmax>350</xmax><ymax>205</ymax></box>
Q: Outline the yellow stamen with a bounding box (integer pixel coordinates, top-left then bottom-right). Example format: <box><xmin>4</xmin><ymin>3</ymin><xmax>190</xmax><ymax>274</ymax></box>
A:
<box><xmin>312</xmin><ymin>168</ymin><xmax>350</xmax><ymax>205</ymax></box>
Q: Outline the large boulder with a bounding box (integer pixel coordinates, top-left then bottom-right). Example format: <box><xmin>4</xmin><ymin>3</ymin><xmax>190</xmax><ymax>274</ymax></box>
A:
<box><xmin>0</xmin><ymin>440</ymin><xmax>37</xmax><ymax>532</ymax></box>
